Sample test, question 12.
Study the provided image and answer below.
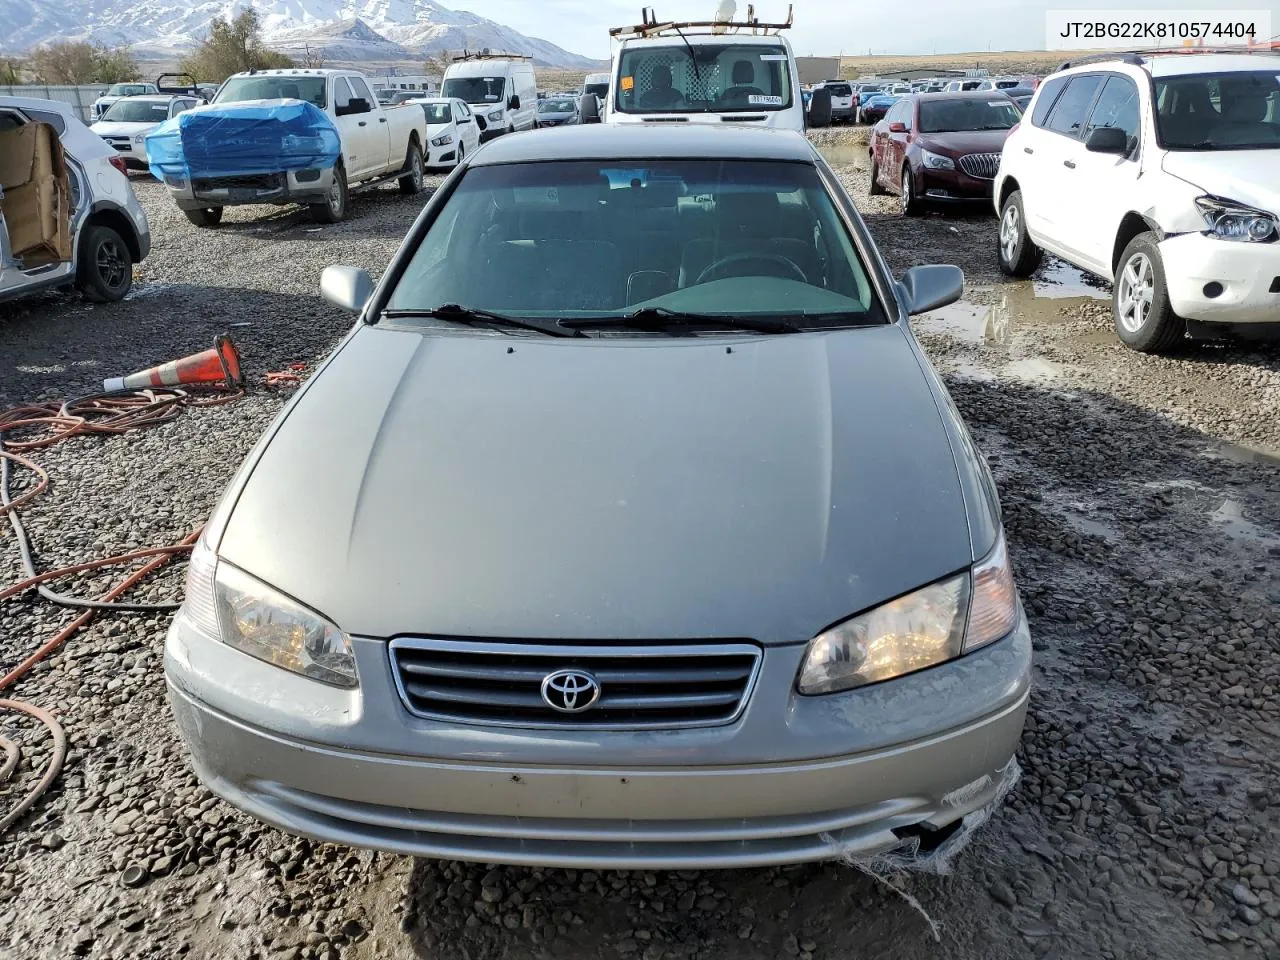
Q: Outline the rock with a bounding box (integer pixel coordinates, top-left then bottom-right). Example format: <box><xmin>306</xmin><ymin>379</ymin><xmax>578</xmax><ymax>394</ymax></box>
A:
<box><xmin>990</xmin><ymin>881</ymin><xmax>1018</xmax><ymax>908</ymax></box>
<box><xmin>41</xmin><ymin>833</ymin><xmax>66</xmax><ymax>851</ymax></box>
<box><xmin>1234</xmin><ymin>884</ymin><xmax>1262</xmax><ymax>907</ymax></box>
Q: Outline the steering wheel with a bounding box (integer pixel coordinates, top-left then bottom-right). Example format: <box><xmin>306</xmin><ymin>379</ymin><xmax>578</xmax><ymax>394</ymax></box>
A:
<box><xmin>696</xmin><ymin>252</ymin><xmax>806</xmax><ymax>286</ymax></box>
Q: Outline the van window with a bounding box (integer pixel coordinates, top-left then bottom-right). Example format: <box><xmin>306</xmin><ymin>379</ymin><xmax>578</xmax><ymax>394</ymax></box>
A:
<box><xmin>616</xmin><ymin>44</ymin><xmax>793</xmax><ymax>114</ymax></box>
<box><xmin>443</xmin><ymin>76</ymin><xmax>507</xmax><ymax>103</ymax></box>
<box><xmin>1044</xmin><ymin>75</ymin><xmax>1102</xmax><ymax>137</ymax></box>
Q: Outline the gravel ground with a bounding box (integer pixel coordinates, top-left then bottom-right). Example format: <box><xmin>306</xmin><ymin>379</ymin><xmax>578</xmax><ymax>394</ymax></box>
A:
<box><xmin>2</xmin><ymin>139</ymin><xmax>1279</xmax><ymax>960</ymax></box>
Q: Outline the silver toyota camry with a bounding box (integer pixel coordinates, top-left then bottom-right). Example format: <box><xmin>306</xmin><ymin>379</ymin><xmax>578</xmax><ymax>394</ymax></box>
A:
<box><xmin>165</xmin><ymin>125</ymin><xmax>1031</xmax><ymax>870</ymax></box>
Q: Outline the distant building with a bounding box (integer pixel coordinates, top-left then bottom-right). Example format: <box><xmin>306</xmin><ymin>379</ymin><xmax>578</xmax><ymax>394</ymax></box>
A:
<box><xmin>371</xmin><ymin>74</ymin><xmax>438</xmax><ymax>93</ymax></box>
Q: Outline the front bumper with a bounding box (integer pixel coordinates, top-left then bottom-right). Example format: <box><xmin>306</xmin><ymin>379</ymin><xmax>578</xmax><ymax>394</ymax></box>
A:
<box><xmin>478</xmin><ymin>125</ymin><xmax>508</xmax><ymax>144</ymax></box>
<box><xmin>918</xmin><ymin>167</ymin><xmax>995</xmax><ymax>202</ymax></box>
<box><xmin>426</xmin><ymin>145</ymin><xmax>458</xmax><ymax>167</ymax></box>
<box><xmin>1159</xmin><ymin>232</ymin><xmax>1280</xmax><ymax>325</ymax></box>
<box><xmin>165</xmin><ymin>607</ymin><xmax>1031</xmax><ymax>869</ymax></box>
<box><xmin>162</xmin><ymin>167</ymin><xmax>336</xmax><ymax>209</ymax></box>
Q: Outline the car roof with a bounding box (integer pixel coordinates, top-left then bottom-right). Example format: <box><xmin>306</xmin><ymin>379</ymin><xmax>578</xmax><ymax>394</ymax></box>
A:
<box><xmin>112</xmin><ymin>95</ymin><xmax>188</xmax><ymax>104</ymax></box>
<box><xmin>470</xmin><ymin>125</ymin><xmax>815</xmax><ymax>165</ymax></box>
<box><xmin>1056</xmin><ymin>51</ymin><xmax>1280</xmax><ymax>79</ymax></box>
<box><xmin>914</xmin><ymin>90</ymin><xmax>1011</xmax><ymax>102</ymax></box>
<box><xmin>0</xmin><ymin>96</ymin><xmax>77</xmax><ymax>117</ymax></box>
<box><xmin>619</xmin><ymin>33</ymin><xmax>791</xmax><ymax>49</ymax></box>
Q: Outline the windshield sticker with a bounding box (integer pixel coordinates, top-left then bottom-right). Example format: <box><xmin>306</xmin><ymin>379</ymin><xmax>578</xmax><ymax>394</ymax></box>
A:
<box><xmin>758</xmin><ymin>54</ymin><xmax>788</xmax><ymax>61</ymax></box>
<box><xmin>989</xmin><ymin>100</ymin><xmax>1008</xmax><ymax>106</ymax></box>
<box><xmin>749</xmin><ymin>94</ymin><xmax>784</xmax><ymax>105</ymax></box>
<box><xmin>621</xmin><ymin>76</ymin><xmax>635</xmax><ymax>91</ymax></box>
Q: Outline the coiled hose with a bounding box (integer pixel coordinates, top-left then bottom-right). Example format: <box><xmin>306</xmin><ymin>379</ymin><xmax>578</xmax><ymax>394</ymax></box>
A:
<box><xmin>0</xmin><ymin>388</ymin><xmax>240</xmax><ymax>837</ymax></box>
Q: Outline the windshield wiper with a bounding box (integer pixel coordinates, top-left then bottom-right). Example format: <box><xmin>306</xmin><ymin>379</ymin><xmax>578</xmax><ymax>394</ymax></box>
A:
<box><xmin>561</xmin><ymin>307</ymin><xmax>803</xmax><ymax>335</ymax></box>
<box><xmin>381</xmin><ymin>304</ymin><xmax>585</xmax><ymax>338</ymax></box>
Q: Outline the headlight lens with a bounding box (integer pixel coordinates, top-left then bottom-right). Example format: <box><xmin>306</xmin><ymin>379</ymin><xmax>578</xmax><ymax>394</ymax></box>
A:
<box><xmin>133</xmin><ymin>133</ymin><xmax>146</xmax><ymax>144</ymax></box>
<box><xmin>1195</xmin><ymin>196</ymin><xmax>1278</xmax><ymax>243</ymax></box>
<box><xmin>184</xmin><ymin>540</ymin><xmax>357</xmax><ymax>688</ymax></box>
<box><xmin>797</xmin><ymin>533</ymin><xmax>1018</xmax><ymax>695</ymax></box>
<box><xmin>921</xmin><ymin>149</ymin><xmax>956</xmax><ymax>170</ymax></box>
<box><xmin>489</xmin><ymin>109</ymin><xmax>504</xmax><ymax>121</ymax></box>
<box><xmin>431</xmin><ymin>132</ymin><xmax>454</xmax><ymax>147</ymax></box>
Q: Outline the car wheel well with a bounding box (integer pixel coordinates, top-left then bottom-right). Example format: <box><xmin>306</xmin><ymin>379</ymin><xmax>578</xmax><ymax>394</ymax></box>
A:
<box><xmin>408</xmin><ymin>131</ymin><xmax>421</xmax><ymax>149</ymax></box>
<box><xmin>1112</xmin><ymin>213</ymin><xmax>1161</xmax><ymax>274</ymax></box>
<box><xmin>997</xmin><ymin>177</ymin><xmax>1019</xmax><ymax>210</ymax></box>
<box><xmin>83</xmin><ymin>208</ymin><xmax>140</xmax><ymax>262</ymax></box>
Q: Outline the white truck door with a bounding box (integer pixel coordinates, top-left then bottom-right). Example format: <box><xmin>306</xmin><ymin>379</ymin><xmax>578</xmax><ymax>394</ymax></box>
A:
<box><xmin>331</xmin><ymin>77</ymin><xmax>367</xmax><ymax>177</ymax></box>
<box><xmin>350</xmin><ymin>76</ymin><xmax>393</xmax><ymax>174</ymax></box>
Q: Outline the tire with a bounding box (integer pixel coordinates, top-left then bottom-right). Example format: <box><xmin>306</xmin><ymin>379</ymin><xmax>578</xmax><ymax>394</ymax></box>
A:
<box><xmin>900</xmin><ymin>166</ymin><xmax>922</xmax><ymax>216</ymax></box>
<box><xmin>996</xmin><ymin>190</ymin><xmax>1042</xmax><ymax>278</ymax></box>
<box><xmin>868</xmin><ymin>157</ymin><xmax>886</xmax><ymax>195</ymax></box>
<box><xmin>183</xmin><ymin>207</ymin><xmax>223</xmax><ymax>228</ymax></box>
<box><xmin>76</xmin><ymin>224</ymin><xmax>133</xmax><ymax>303</ymax></box>
<box><xmin>310</xmin><ymin>163</ymin><xmax>348</xmax><ymax>224</ymax></box>
<box><xmin>398</xmin><ymin>142</ymin><xmax>424</xmax><ymax>195</ymax></box>
<box><xmin>1112</xmin><ymin>232</ymin><xmax>1184</xmax><ymax>353</ymax></box>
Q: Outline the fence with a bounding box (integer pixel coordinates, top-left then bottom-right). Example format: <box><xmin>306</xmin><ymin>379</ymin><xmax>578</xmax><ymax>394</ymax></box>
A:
<box><xmin>0</xmin><ymin>85</ymin><xmax>108</xmax><ymax>122</ymax></box>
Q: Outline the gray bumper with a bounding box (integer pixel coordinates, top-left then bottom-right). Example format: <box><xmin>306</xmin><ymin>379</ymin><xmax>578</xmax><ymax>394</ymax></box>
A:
<box><xmin>163</xmin><ymin>167</ymin><xmax>335</xmax><ymax>209</ymax></box>
<box><xmin>165</xmin><ymin>611</ymin><xmax>1031</xmax><ymax>869</ymax></box>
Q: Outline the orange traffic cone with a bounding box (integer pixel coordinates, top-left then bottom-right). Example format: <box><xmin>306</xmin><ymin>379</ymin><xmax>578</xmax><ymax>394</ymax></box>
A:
<box><xmin>103</xmin><ymin>335</ymin><xmax>242</xmax><ymax>393</ymax></box>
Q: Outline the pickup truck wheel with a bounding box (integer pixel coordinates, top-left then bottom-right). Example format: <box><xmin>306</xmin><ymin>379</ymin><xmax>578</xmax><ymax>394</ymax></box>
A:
<box><xmin>398</xmin><ymin>142</ymin><xmax>424</xmax><ymax>195</ymax></box>
<box><xmin>183</xmin><ymin>207</ymin><xmax>223</xmax><ymax>228</ymax></box>
<box><xmin>76</xmin><ymin>225</ymin><xmax>133</xmax><ymax>303</ymax></box>
<box><xmin>310</xmin><ymin>164</ymin><xmax>348</xmax><ymax>224</ymax></box>
<box><xmin>1113</xmin><ymin>233</ymin><xmax>1184</xmax><ymax>353</ymax></box>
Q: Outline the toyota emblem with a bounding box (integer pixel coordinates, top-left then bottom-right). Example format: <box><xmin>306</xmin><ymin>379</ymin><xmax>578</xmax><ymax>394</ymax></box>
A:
<box><xmin>540</xmin><ymin>670</ymin><xmax>602</xmax><ymax>714</ymax></box>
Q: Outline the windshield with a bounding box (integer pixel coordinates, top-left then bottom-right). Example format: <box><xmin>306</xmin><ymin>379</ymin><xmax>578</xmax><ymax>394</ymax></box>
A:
<box><xmin>385</xmin><ymin>160</ymin><xmax>878</xmax><ymax>331</ymax></box>
<box><xmin>1155</xmin><ymin>71</ymin><xmax>1280</xmax><ymax>150</ymax></box>
<box><xmin>584</xmin><ymin>82</ymin><xmax>609</xmax><ymax>98</ymax></box>
<box><xmin>101</xmin><ymin>100</ymin><xmax>171</xmax><ymax>123</ymax></box>
<box><xmin>442</xmin><ymin>76</ymin><xmax>506</xmax><ymax>103</ymax></box>
<box><xmin>826</xmin><ymin>83</ymin><xmax>852</xmax><ymax>97</ymax></box>
<box><xmin>421</xmin><ymin>102</ymin><xmax>452</xmax><ymax>124</ymax></box>
<box><xmin>539</xmin><ymin>99</ymin><xmax>576</xmax><ymax>113</ymax></box>
<box><xmin>919</xmin><ymin>97</ymin><xmax>1020</xmax><ymax>132</ymax></box>
<box><xmin>215</xmin><ymin>76</ymin><xmax>327</xmax><ymax>108</ymax></box>
<box><xmin>616</xmin><ymin>44</ymin><xmax>793</xmax><ymax>114</ymax></box>
<box><xmin>107</xmin><ymin>84</ymin><xmax>151</xmax><ymax>97</ymax></box>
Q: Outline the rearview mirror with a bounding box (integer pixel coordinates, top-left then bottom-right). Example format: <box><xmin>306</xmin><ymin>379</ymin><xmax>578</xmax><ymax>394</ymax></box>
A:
<box><xmin>336</xmin><ymin>98</ymin><xmax>371</xmax><ymax>117</ymax></box>
<box><xmin>1085</xmin><ymin>126</ymin><xmax>1128</xmax><ymax>155</ymax></box>
<box><xmin>899</xmin><ymin>265</ymin><xmax>964</xmax><ymax>316</ymax></box>
<box><xmin>509</xmin><ymin>95</ymin><xmax>521</xmax><ymax>110</ymax></box>
<box><xmin>578</xmin><ymin>94</ymin><xmax>601</xmax><ymax>123</ymax></box>
<box><xmin>320</xmin><ymin>265</ymin><xmax>374</xmax><ymax>313</ymax></box>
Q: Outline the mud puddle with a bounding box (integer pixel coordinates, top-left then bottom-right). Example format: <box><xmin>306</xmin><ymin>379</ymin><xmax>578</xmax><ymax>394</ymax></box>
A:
<box><xmin>1209</xmin><ymin>498</ymin><xmax>1280</xmax><ymax>547</ymax></box>
<box><xmin>1031</xmin><ymin>258</ymin><xmax>1109</xmax><ymax>301</ymax></box>
<box><xmin>1204</xmin><ymin>439</ymin><xmax>1280</xmax><ymax>468</ymax></box>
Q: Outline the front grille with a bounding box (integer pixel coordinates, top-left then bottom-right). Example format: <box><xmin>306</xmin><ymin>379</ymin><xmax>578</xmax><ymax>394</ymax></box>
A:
<box><xmin>958</xmin><ymin>153</ymin><xmax>1001</xmax><ymax>180</ymax></box>
<box><xmin>390</xmin><ymin>638</ymin><xmax>761</xmax><ymax>729</ymax></box>
<box><xmin>192</xmin><ymin>173</ymin><xmax>283</xmax><ymax>192</ymax></box>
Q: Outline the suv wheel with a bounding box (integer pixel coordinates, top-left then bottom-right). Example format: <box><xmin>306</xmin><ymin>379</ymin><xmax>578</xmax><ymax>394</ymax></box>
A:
<box><xmin>1113</xmin><ymin>233</ymin><xmax>1183</xmax><ymax>353</ymax></box>
<box><xmin>76</xmin><ymin>224</ymin><xmax>133</xmax><ymax>303</ymax></box>
<box><xmin>997</xmin><ymin>190</ymin><xmax>1042</xmax><ymax>277</ymax></box>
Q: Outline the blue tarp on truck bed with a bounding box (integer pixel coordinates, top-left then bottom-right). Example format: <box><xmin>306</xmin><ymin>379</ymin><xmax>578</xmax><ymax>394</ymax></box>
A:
<box><xmin>146</xmin><ymin>99</ymin><xmax>341</xmax><ymax>180</ymax></box>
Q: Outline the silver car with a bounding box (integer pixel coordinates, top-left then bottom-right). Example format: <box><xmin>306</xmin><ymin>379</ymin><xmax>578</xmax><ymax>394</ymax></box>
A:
<box><xmin>165</xmin><ymin>125</ymin><xmax>1031</xmax><ymax>870</ymax></box>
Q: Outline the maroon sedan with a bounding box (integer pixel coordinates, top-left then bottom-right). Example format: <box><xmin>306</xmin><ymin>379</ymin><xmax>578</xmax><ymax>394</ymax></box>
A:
<box><xmin>868</xmin><ymin>91</ymin><xmax>1022</xmax><ymax>216</ymax></box>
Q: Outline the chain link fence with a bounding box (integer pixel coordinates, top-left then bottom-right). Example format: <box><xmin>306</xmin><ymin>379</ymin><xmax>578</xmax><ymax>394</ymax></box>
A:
<box><xmin>0</xmin><ymin>85</ymin><xmax>108</xmax><ymax>122</ymax></box>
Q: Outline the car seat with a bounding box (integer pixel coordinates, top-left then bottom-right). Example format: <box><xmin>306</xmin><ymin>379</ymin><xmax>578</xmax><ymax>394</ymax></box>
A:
<box><xmin>718</xmin><ymin>61</ymin><xmax>766</xmax><ymax>108</ymax></box>
<box><xmin>679</xmin><ymin>193</ymin><xmax>819</xmax><ymax>288</ymax></box>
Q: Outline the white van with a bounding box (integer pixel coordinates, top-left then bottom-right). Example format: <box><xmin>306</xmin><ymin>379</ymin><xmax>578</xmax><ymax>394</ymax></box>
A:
<box><xmin>604</xmin><ymin>6</ymin><xmax>804</xmax><ymax>132</ymax></box>
<box><xmin>441</xmin><ymin>54</ymin><xmax>538</xmax><ymax>142</ymax></box>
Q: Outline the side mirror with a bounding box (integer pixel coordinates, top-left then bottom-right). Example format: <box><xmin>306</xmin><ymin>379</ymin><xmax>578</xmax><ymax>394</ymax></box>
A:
<box><xmin>578</xmin><ymin>94</ymin><xmax>601</xmax><ymax>124</ymax></box>
<box><xmin>337</xmin><ymin>98</ymin><xmax>371</xmax><ymax>117</ymax></box>
<box><xmin>899</xmin><ymin>264</ymin><xmax>964</xmax><ymax>316</ymax></box>
<box><xmin>320</xmin><ymin>265</ymin><xmax>374</xmax><ymax>313</ymax></box>
<box><xmin>508</xmin><ymin>95</ymin><xmax>521</xmax><ymax>110</ymax></box>
<box><xmin>1085</xmin><ymin>126</ymin><xmax>1128</xmax><ymax>155</ymax></box>
<box><xmin>888</xmin><ymin>121</ymin><xmax>907</xmax><ymax>133</ymax></box>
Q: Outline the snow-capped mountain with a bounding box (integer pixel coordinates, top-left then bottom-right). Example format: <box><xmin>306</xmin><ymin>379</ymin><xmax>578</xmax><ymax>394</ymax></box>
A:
<box><xmin>0</xmin><ymin>0</ymin><xmax>599</xmax><ymax>67</ymax></box>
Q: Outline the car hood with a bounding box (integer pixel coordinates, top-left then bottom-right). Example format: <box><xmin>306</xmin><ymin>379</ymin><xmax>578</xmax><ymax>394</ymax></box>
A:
<box><xmin>219</xmin><ymin>325</ymin><xmax>973</xmax><ymax>644</ymax></box>
<box><xmin>1161</xmin><ymin>150</ymin><xmax>1280</xmax><ymax>216</ymax></box>
<box><xmin>91</xmin><ymin>121</ymin><xmax>157</xmax><ymax>135</ymax></box>
<box><xmin>918</xmin><ymin>130</ymin><xmax>1012</xmax><ymax>155</ymax></box>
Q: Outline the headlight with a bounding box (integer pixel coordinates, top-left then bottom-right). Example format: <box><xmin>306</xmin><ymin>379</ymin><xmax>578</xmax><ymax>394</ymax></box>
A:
<box><xmin>489</xmin><ymin>109</ymin><xmax>504</xmax><ymax>121</ymax></box>
<box><xmin>431</xmin><ymin>132</ymin><xmax>454</xmax><ymax>147</ymax></box>
<box><xmin>133</xmin><ymin>133</ymin><xmax>146</xmax><ymax>144</ymax></box>
<box><xmin>797</xmin><ymin>533</ymin><xmax>1017</xmax><ymax>695</ymax></box>
<box><xmin>184</xmin><ymin>540</ymin><xmax>358</xmax><ymax>688</ymax></box>
<box><xmin>1195</xmin><ymin>196</ymin><xmax>1277</xmax><ymax>242</ymax></box>
<box><xmin>921</xmin><ymin>149</ymin><xmax>956</xmax><ymax>170</ymax></box>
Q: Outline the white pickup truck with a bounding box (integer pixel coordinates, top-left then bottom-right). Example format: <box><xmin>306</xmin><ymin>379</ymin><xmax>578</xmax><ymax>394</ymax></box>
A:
<box><xmin>161</xmin><ymin>69</ymin><xmax>428</xmax><ymax>226</ymax></box>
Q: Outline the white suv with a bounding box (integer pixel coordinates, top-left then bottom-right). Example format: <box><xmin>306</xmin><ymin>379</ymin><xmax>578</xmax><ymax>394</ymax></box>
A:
<box><xmin>995</xmin><ymin>51</ymin><xmax>1280</xmax><ymax>352</ymax></box>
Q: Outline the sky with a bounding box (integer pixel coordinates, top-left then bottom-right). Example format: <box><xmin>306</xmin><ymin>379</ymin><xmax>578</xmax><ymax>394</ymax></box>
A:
<box><xmin>446</xmin><ymin>0</ymin><xmax>1279</xmax><ymax>60</ymax></box>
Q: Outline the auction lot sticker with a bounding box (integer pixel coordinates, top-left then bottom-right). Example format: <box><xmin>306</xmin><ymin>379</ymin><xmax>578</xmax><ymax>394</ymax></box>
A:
<box><xmin>749</xmin><ymin>95</ymin><xmax>784</xmax><ymax>105</ymax></box>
